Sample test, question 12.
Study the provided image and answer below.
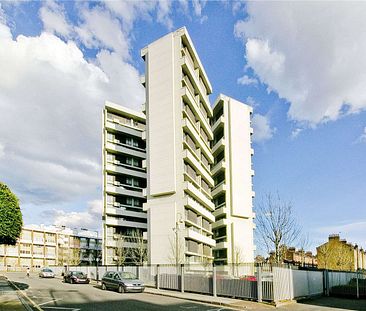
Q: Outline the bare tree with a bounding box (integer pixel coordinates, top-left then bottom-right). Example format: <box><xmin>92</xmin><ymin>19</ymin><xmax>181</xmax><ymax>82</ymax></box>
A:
<box><xmin>69</xmin><ymin>248</ymin><xmax>81</xmax><ymax>266</ymax></box>
<box><xmin>317</xmin><ymin>242</ymin><xmax>354</xmax><ymax>271</ymax></box>
<box><xmin>256</xmin><ymin>193</ymin><xmax>301</xmax><ymax>264</ymax></box>
<box><xmin>334</xmin><ymin>245</ymin><xmax>354</xmax><ymax>271</ymax></box>
<box><xmin>298</xmin><ymin>233</ymin><xmax>311</xmax><ymax>267</ymax></box>
<box><xmin>254</xmin><ymin>255</ymin><xmax>266</xmax><ymax>264</ymax></box>
<box><xmin>127</xmin><ymin>230</ymin><xmax>147</xmax><ymax>266</ymax></box>
<box><xmin>233</xmin><ymin>245</ymin><xmax>244</xmax><ymax>277</ymax></box>
<box><xmin>168</xmin><ymin>234</ymin><xmax>185</xmax><ymax>265</ymax></box>
<box><xmin>115</xmin><ymin>236</ymin><xmax>127</xmax><ymax>267</ymax></box>
<box><xmin>202</xmin><ymin>256</ymin><xmax>213</xmax><ymax>274</ymax></box>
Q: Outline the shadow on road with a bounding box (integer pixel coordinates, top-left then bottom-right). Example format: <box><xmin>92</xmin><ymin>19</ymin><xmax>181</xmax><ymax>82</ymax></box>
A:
<box><xmin>42</xmin><ymin>298</ymin><xmax>233</xmax><ymax>311</ymax></box>
<box><xmin>297</xmin><ymin>296</ymin><xmax>366</xmax><ymax>311</ymax></box>
<box><xmin>10</xmin><ymin>281</ymin><xmax>29</xmax><ymax>291</ymax></box>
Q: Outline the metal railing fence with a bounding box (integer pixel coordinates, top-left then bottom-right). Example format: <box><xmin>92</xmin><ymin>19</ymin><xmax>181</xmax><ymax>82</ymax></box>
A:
<box><xmin>4</xmin><ymin>263</ymin><xmax>365</xmax><ymax>302</ymax></box>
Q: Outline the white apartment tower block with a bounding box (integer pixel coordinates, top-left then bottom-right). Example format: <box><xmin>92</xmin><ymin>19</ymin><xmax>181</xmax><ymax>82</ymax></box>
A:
<box><xmin>102</xmin><ymin>102</ymin><xmax>147</xmax><ymax>265</ymax></box>
<box><xmin>102</xmin><ymin>28</ymin><xmax>255</xmax><ymax>265</ymax></box>
<box><xmin>141</xmin><ymin>28</ymin><xmax>216</xmax><ymax>264</ymax></box>
<box><xmin>211</xmin><ymin>95</ymin><xmax>255</xmax><ymax>265</ymax></box>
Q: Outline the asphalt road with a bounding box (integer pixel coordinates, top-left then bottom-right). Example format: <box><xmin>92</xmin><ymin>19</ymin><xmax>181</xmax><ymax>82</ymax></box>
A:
<box><xmin>4</xmin><ymin>272</ymin><xmax>234</xmax><ymax>311</ymax></box>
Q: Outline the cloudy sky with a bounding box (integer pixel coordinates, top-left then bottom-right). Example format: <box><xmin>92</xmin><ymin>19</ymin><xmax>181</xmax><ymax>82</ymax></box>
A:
<box><xmin>0</xmin><ymin>1</ymin><xmax>365</xmax><ymax>252</ymax></box>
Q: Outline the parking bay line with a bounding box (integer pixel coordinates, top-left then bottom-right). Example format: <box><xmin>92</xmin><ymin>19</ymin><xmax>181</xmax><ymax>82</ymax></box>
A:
<box><xmin>38</xmin><ymin>298</ymin><xmax>63</xmax><ymax>306</ymax></box>
<box><xmin>42</xmin><ymin>308</ymin><xmax>79</xmax><ymax>310</ymax></box>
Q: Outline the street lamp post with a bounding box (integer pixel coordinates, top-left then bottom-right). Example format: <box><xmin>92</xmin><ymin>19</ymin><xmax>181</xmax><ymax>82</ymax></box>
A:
<box><xmin>173</xmin><ymin>213</ymin><xmax>184</xmax><ymax>266</ymax></box>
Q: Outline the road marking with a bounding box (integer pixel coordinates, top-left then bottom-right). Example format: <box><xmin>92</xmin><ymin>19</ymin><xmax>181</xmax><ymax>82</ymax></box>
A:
<box><xmin>42</xmin><ymin>307</ymin><xmax>80</xmax><ymax>311</ymax></box>
<box><xmin>180</xmin><ymin>307</ymin><xmax>198</xmax><ymax>309</ymax></box>
<box><xmin>38</xmin><ymin>298</ymin><xmax>63</xmax><ymax>306</ymax></box>
<box><xmin>7</xmin><ymin>280</ymin><xmax>43</xmax><ymax>311</ymax></box>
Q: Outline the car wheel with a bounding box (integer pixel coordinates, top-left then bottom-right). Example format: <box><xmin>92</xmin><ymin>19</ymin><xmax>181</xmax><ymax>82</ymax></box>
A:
<box><xmin>70</xmin><ymin>279</ymin><xmax>74</xmax><ymax>284</ymax></box>
<box><xmin>101</xmin><ymin>283</ymin><xmax>107</xmax><ymax>290</ymax></box>
<box><xmin>118</xmin><ymin>285</ymin><xmax>125</xmax><ymax>293</ymax></box>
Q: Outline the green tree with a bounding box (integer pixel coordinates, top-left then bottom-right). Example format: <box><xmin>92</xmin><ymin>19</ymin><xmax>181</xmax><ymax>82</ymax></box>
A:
<box><xmin>0</xmin><ymin>182</ymin><xmax>23</xmax><ymax>245</ymax></box>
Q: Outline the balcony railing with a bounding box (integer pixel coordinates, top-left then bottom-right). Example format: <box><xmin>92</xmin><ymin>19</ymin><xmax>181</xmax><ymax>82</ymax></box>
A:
<box><xmin>184</xmin><ymin>104</ymin><xmax>197</xmax><ymax>126</ymax></box>
<box><xmin>106</xmin><ymin>115</ymin><xmax>145</xmax><ymax>131</ymax></box>
<box><xmin>185</xmin><ymin>166</ymin><xmax>199</xmax><ymax>185</ymax></box>
<box><xmin>182</xmin><ymin>47</ymin><xmax>196</xmax><ymax>71</ymax></box>
<box><xmin>184</xmin><ymin>135</ymin><xmax>197</xmax><ymax>153</ymax></box>
<box><xmin>201</xmin><ymin>155</ymin><xmax>209</xmax><ymax>170</ymax></box>
<box><xmin>201</xmin><ymin>180</ymin><xmax>210</xmax><ymax>194</ymax></box>
<box><xmin>200</xmin><ymin>128</ymin><xmax>209</xmax><ymax>146</ymax></box>
<box><xmin>183</xmin><ymin>75</ymin><xmax>196</xmax><ymax>98</ymax></box>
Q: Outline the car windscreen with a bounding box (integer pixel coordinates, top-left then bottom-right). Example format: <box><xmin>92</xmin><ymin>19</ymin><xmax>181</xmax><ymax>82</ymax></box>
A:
<box><xmin>119</xmin><ymin>272</ymin><xmax>137</xmax><ymax>280</ymax></box>
<box><xmin>42</xmin><ymin>269</ymin><xmax>52</xmax><ymax>272</ymax></box>
<box><xmin>73</xmin><ymin>272</ymin><xmax>85</xmax><ymax>277</ymax></box>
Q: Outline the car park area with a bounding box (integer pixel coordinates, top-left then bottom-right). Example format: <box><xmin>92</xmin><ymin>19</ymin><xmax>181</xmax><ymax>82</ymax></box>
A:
<box><xmin>3</xmin><ymin>272</ymin><xmax>238</xmax><ymax>311</ymax></box>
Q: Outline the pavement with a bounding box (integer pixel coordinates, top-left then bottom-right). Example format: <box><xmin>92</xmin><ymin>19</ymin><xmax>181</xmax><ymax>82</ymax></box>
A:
<box><xmin>144</xmin><ymin>287</ymin><xmax>274</xmax><ymax>310</ymax></box>
<box><xmin>0</xmin><ymin>275</ymin><xmax>27</xmax><ymax>311</ymax></box>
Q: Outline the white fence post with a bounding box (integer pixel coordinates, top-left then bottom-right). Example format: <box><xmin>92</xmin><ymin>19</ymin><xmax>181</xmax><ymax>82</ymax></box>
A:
<box><xmin>356</xmin><ymin>270</ymin><xmax>359</xmax><ymax>299</ymax></box>
<box><xmin>181</xmin><ymin>264</ymin><xmax>184</xmax><ymax>293</ymax></box>
<box><xmin>212</xmin><ymin>265</ymin><xmax>217</xmax><ymax>297</ymax></box>
<box><xmin>156</xmin><ymin>264</ymin><xmax>160</xmax><ymax>289</ymax></box>
<box><xmin>324</xmin><ymin>270</ymin><xmax>329</xmax><ymax>296</ymax></box>
<box><xmin>257</xmin><ymin>265</ymin><xmax>262</xmax><ymax>302</ymax></box>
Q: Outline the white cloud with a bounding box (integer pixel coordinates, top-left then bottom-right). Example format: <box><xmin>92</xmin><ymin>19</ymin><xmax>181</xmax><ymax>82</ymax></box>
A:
<box><xmin>237</xmin><ymin>74</ymin><xmax>258</xmax><ymax>86</ymax></box>
<box><xmin>156</xmin><ymin>0</ymin><xmax>173</xmax><ymax>30</ymax></box>
<box><xmin>291</xmin><ymin>128</ymin><xmax>303</xmax><ymax>140</ymax></box>
<box><xmin>0</xmin><ymin>143</ymin><xmax>4</xmax><ymax>159</ymax></box>
<box><xmin>75</xmin><ymin>5</ymin><xmax>130</xmax><ymax>60</ymax></box>
<box><xmin>355</xmin><ymin>127</ymin><xmax>366</xmax><ymax>144</ymax></box>
<box><xmin>0</xmin><ymin>22</ymin><xmax>143</xmax><ymax>205</ymax></box>
<box><xmin>103</xmin><ymin>0</ymin><xmax>155</xmax><ymax>31</ymax></box>
<box><xmin>178</xmin><ymin>0</ymin><xmax>189</xmax><ymax>15</ymax></box>
<box><xmin>39</xmin><ymin>0</ymin><xmax>72</xmax><ymax>37</ymax></box>
<box><xmin>316</xmin><ymin>220</ymin><xmax>366</xmax><ymax>249</ymax></box>
<box><xmin>44</xmin><ymin>200</ymin><xmax>102</xmax><ymax>230</ymax></box>
<box><xmin>232</xmin><ymin>1</ymin><xmax>245</xmax><ymax>15</ymax></box>
<box><xmin>251</xmin><ymin>114</ymin><xmax>276</xmax><ymax>143</ymax></box>
<box><xmin>235</xmin><ymin>2</ymin><xmax>366</xmax><ymax>126</ymax></box>
<box><xmin>192</xmin><ymin>0</ymin><xmax>208</xmax><ymax>23</ymax></box>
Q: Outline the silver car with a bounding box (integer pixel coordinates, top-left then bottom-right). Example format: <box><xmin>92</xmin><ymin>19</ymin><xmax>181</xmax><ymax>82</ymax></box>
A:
<box><xmin>39</xmin><ymin>268</ymin><xmax>55</xmax><ymax>278</ymax></box>
<box><xmin>101</xmin><ymin>271</ymin><xmax>145</xmax><ymax>293</ymax></box>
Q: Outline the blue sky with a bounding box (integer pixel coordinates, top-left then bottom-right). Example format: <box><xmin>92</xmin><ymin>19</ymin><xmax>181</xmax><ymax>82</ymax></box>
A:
<box><xmin>0</xmin><ymin>1</ymin><xmax>365</xmax><ymax>254</ymax></box>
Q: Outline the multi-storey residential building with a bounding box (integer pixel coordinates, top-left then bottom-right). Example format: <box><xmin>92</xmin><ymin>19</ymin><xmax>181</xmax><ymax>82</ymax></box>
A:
<box><xmin>211</xmin><ymin>95</ymin><xmax>255</xmax><ymax>265</ymax></box>
<box><xmin>102</xmin><ymin>101</ymin><xmax>147</xmax><ymax>265</ymax></box>
<box><xmin>0</xmin><ymin>226</ymin><xmax>101</xmax><ymax>270</ymax></box>
<box><xmin>141</xmin><ymin>27</ymin><xmax>216</xmax><ymax>264</ymax></box>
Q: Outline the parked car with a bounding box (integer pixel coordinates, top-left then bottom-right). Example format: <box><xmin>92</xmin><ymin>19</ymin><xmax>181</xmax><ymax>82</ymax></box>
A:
<box><xmin>101</xmin><ymin>271</ymin><xmax>145</xmax><ymax>293</ymax></box>
<box><xmin>64</xmin><ymin>271</ymin><xmax>90</xmax><ymax>284</ymax></box>
<box><xmin>39</xmin><ymin>268</ymin><xmax>55</xmax><ymax>278</ymax></box>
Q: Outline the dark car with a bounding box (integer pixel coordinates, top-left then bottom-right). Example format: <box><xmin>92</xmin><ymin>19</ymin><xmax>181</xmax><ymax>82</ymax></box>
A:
<box><xmin>101</xmin><ymin>271</ymin><xmax>144</xmax><ymax>293</ymax></box>
<box><xmin>64</xmin><ymin>271</ymin><xmax>90</xmax><ymax>284</ymax></box>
